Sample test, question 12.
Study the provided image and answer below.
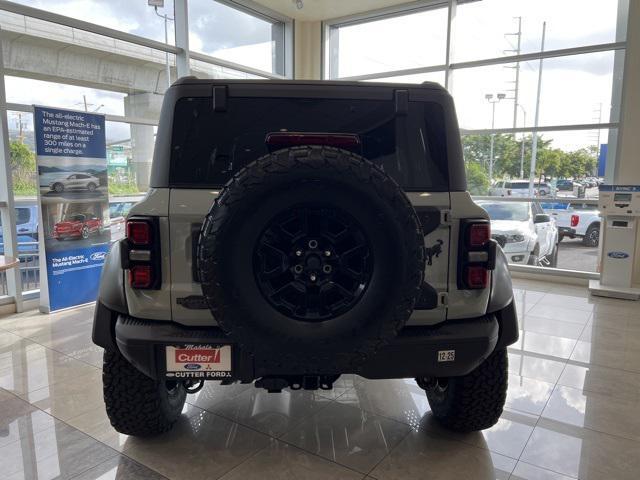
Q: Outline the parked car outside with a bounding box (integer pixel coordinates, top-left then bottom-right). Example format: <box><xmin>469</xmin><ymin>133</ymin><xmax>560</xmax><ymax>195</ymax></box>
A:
<box><xmin>490</xmin><ymin>180</ymin><xmax>551</xmax><ymax>197</ymax></box>
<box><xmin>555</xmin><ymin>179</ymin><xmax>575</xmax><ymax>191</ymax></box>
<box><xmin>2</xmin><ymin>202</ymin><xmax>39</xmax><ymax>239</ymax></box>
<box><xmin>477</xmin><ymin>200</ymin><xmax>558</xmax><ymax>267</ymax></box>
<box><xmin>53</xmin><ymin>213</ymin><xmax>102</xmax><ymax>240</ymax></box>
<box><xmin>0</xmin><ymin>234</ymin><xmax>39</xmax><ymax>256</ymax></box>
<box><xmin>541</xmin><ymin>202</ymin><xmax>601</xmax><ymax>247</ymax></box>
<box><xmin>49</xmin><ymin>173</ymin><xmax>100</xmax><ymax>193</ymax></box>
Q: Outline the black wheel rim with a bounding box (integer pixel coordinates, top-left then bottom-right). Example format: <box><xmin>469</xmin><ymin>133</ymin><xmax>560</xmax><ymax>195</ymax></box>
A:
<box><xmin>254</xmin><ymin>204</ymin><xmax>373</xmax><ymax>322</ymax></box>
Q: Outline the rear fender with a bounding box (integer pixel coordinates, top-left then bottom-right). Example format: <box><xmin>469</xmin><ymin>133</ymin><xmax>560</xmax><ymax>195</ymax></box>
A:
<box><xmin>487</xmin><ymin>247</ymin><xmax>513</xmax><ymax>313</ymax></box>
<box><xmin>92</xmin><ymin>241</ymin><xmax>127</xmax><ymax>350</ymax></box>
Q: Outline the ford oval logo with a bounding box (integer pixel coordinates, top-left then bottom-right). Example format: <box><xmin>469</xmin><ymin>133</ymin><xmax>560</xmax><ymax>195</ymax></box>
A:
<box><xmin>90</xmin><ymin>251</ymin><xmax>106</xmax><ymax>261</ymax></box>
<box><xmin>607</xmin><ymin>251</ymin><xmax>629</xmax><ymax>259</ymax></box>
<box><xmin>184</xmin><ymin>364</ymin><xmax>201</xmax><ymax>370</ymax></box>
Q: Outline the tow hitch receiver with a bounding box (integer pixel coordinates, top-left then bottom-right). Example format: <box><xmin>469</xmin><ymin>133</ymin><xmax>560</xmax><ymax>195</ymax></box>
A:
<box><xmin>255</xmin><ymin>375</ymin><xmax>340</xmax><ymax>393</ymax></box>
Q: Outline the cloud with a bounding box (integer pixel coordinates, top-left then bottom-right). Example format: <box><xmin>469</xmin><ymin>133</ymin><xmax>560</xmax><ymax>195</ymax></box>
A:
<box><xmin>13</xmin><ymin>0</ymin><xmax>176</xmax><ymax>43</ymax></box>
<box><xmin>187</xmin><ymin>0</ymin><xmax>273</xmax><ymax>54</ymax></box>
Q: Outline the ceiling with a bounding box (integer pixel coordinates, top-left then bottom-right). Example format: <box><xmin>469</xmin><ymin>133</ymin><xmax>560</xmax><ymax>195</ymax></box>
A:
<box><xmin>251</xmin><ymin>0</ymin><xmax>423</xmax><ymax>22</ymax></box>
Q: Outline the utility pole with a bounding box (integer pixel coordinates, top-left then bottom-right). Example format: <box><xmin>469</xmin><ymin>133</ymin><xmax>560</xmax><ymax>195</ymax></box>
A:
<box><xmin>16</xmin><ymin>113</ymin><xmax>26</xmax><ymax>143</ymax></box>
<box><xmin>528</xmin><ymin>22</ymin><xmax>546</xmax><ymax>197</ymax></box>
<box><xmin>76</xmin><ymin>95</ymin><xmax>103</xmax><ymax>112</ymax></box>
<box><xmin>505</xmin><ymin>17</ymin><xmax>522</xmax><ymax>129</ymax></box>
<box><xmin>518</xmin><ymin>105</ymin><xmax>527</xmax><ymax>178</ymax></box>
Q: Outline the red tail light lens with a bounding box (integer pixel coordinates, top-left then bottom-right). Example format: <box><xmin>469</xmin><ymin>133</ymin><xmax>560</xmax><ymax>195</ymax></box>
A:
<box><xmin>129</xmin><ymin>265</ymin><xmax>152</xmax><ymax>288</ymax></box>
<box><xmin>127</xmin><ymin>221</ymin><xmax>151</xmax><ymax>245</ymax></box>
<box><xmin>468</xmin><ymin>223</ymin><xmax>491</xmax><ymax>247</ymax></box>
<box><xmin>466</xmin><ymin>266</ymin><xmax>489</xmax><ymax>289</ymax></box>
<box><xmin>571</xmin><ymin>214</ymin><xmax>579</xmax><ymax>227</ymax></box>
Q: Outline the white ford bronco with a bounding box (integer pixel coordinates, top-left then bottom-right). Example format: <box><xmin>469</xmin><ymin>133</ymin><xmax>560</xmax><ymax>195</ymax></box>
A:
<box><xmin>92</xmin><ymin>78</ymin><xmax>518</xmax><ymax>436</ymax></box>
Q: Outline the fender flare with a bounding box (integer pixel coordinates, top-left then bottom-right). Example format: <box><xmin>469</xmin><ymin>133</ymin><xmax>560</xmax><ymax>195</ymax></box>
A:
<box><xmin>92</xmin><ymin>240</ymin><xmax>128</xmax><ymax>350</ymax></box>
<box><xmin>487</xmin><ymin>246</ymin><xmax>513</xmax><ymax>313</ymax></box>
<box><xmin>487</xmin><ymin>247</ymin><xmax>519</xmax><ymax>350</ymax></box>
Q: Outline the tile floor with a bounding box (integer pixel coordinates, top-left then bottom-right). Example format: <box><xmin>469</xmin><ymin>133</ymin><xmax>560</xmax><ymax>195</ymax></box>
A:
<box><xmin>1</xmin><ymin>279</ymin><xmax>639</xmax><ymax>479</ymax></box>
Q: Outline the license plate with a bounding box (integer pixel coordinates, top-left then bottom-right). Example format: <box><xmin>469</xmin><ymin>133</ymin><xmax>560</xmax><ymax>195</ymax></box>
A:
<box><xmin>165</xmin><ymin>344</ymin><xmax>232</xmax><ymax>379</ymax></box>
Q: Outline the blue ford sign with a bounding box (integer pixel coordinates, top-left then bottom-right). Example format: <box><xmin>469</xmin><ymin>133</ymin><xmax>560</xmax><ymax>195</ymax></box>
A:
<box><xmin>607</xmin><ymin>251</ymin><xmax>629</xmax><ymax>259</ymax></box>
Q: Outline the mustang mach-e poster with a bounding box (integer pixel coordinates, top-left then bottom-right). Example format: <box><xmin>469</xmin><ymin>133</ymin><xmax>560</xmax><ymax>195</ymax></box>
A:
<box><xmin>34</xmin><ymin>106</ymin><xmax>110</xmax><ymax>312</ymax></box>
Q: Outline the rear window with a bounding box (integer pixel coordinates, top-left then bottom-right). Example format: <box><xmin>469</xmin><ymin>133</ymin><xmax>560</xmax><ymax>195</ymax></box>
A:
<box><xmin>169</xmin><ymin>96</ymin><xmax>448</xmax><ymax>191</ymax></box>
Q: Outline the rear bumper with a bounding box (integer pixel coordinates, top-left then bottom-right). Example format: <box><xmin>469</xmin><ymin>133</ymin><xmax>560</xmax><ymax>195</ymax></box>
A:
<box><xmin>559</xmin><ymin>227</ymin><xmax>577</xmax><ymax>238</ymax></box>
<box><xmin>110</xmin><ymin>309</ymin><xmax>517</xmax><ymax>382</ymax></box>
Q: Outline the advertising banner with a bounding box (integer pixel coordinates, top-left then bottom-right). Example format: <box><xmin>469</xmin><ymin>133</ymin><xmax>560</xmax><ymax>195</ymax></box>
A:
<box><xmin>34</xmin><ymin>106</ymin><xmax>110</xmax><ymax>312</ymax></box>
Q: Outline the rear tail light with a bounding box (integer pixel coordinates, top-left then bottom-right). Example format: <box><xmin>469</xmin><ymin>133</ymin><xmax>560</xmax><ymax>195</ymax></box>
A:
<box><xmin>458</xmin><ymin>220</ymin><xmax>495</xmax><ymax>290</ymax></box>
<box><xmin>129</xmin><ymin>265</ymin><xmax>153</xmax><ymax>288</ymax></box>
<box><xmin>467</xmin><ymin>223</ymin><xmax>491</xmax><ymax>248</ymax></box>
<box><xmin>571</xmin><ymin>214</ymin><xmax>579</xmax><ymax>227</ymax></box>
<box><xmin>466</xmin><ymin>266</ymin><xmax>489</xmax><ymax>289</ymax></box>
<box><xmin>123</xmin><ymin>217</ymin><xmax>160</xmax><ymax>290</ymax></box>
<box><xmin>127</xmin><ymin>220</ymin><xmax>152</xmax><ymax>245</ymax></box>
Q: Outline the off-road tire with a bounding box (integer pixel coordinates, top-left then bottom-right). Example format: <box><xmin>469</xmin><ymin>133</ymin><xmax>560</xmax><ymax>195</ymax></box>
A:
<box><xmin>198</xmin><ymin>146</ymin><xmax>424</xmax><ymax>373</ymax></box>
<box><xmin>582</xmin><ymin>223</ymin><xmax>600</xmax><ymax>247</ymax></box>
<box><xmin>422</xmin><ymin>348</ymin><xmax>508</xmax><ymax>432</ymax></box>
<box><xmin>102</xmin><ymin>349</ymin><xmax>186</xmax><ymax>436</ymax></box>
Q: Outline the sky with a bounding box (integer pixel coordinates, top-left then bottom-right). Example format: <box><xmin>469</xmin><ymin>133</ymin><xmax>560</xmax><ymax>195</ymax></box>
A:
<box><xmin>3</xmin><ymin>0</ymin><xmax>627</xmax><ymax>154</ymax></box>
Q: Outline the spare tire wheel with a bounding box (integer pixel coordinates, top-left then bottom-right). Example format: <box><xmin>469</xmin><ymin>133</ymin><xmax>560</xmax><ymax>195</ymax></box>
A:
<box><xmin>197</xmin><ymin>146</ymin><xmax>425</xmax><ymax>373</ymax></box>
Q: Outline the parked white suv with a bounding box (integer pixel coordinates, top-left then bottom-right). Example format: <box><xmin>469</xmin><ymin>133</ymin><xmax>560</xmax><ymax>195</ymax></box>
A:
<box><xmin>490</xmin><ymin>180</ymin><xmax>551</xmax><ymax>197</ymax></box>
<box><xmin>477</xmin><ymin>200</ymin><xmax>558</xmax><ymax>267</ymax></box>
<box><xmin>49</xmin><ymin>172</ymin><xmax>99</xmax><ymax>193</ymax></box>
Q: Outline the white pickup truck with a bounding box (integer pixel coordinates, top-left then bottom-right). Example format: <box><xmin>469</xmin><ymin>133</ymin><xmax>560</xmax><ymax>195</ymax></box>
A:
<box><xmin>540</xmin><ymin>202</ymin><xmax>601</xmax><ymax>247</ymax></box>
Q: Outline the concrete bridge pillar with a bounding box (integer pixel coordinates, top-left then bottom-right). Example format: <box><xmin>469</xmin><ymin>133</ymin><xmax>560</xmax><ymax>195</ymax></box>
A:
<box><xmin>123</xmin><ymin>93</ymin><xmax>164</xmax><ymax>191</ymax></box>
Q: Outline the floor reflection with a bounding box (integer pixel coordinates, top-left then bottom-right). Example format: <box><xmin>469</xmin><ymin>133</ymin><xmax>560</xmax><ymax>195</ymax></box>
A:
<box><xmin>1</xmin><ymin>279</ymin><xmax>640</xmax><ymax>479</ymax></box>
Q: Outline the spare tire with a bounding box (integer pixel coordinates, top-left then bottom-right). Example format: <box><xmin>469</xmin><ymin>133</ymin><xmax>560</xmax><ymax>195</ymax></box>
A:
<box><xmin>197</xmin><ymin>146</ymin><xmax>424</xmax><ymax>373</ymax></box>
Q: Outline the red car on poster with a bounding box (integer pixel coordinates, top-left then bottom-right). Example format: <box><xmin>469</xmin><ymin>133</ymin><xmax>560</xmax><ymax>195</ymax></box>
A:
<box><xmin>53</xmin><ymin>213</ymin><xmax>102</xmax><ymax>240</ymax></box>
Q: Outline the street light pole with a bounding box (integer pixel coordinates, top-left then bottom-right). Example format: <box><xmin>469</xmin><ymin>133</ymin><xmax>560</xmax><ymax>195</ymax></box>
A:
<box><xmin>150</xmin><ymin>2</ymin><xmax>174</xmax><ymax>90</ymax></box>
<box><xmin>485</xmin><ymin>93</ymin><xmax>506</xmax><ymax>184</ymax></box>
<box><xmin>528</xmin><ymin>22</ymin><xmax>546</xmax><ymax>197</ymax></box>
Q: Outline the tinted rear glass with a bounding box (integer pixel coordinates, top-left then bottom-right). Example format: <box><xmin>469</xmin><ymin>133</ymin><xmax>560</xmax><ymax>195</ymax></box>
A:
<box><xmin>169</xmin><ymin>97</ymin><xmax>448</xmax><ymax>191</ymax></box>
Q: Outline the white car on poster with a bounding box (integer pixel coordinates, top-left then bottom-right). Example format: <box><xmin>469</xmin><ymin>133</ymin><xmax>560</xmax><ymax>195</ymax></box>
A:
<box><xmin>49</xmin><ymin>172</ymin><xmax>100</xmax><ymax>193</ymax></box>
<box><xmin>477</xmin><ymin>200</ymin><xmax>559</xmax><ymax>267</ymax></box>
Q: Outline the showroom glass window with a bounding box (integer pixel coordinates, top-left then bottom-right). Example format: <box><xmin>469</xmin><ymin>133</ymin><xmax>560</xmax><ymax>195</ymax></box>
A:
<box><xmin>188</xmin><ymin>0</ymin><xmax>285</xmax><ymax>75</ymax></box>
